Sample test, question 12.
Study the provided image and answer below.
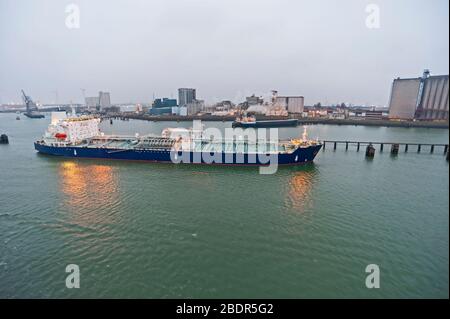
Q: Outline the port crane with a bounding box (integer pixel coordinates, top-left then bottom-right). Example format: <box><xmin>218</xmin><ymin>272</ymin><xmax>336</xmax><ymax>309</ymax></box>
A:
<box><xmin>21</xmin><ymin>90</ymin><xmax>44</xmax><ymax>118</ymax></box>
<box><xmin>21</xmin><ymin>89</ymin><xmax>38</xmax><ymax>113</ymax></box>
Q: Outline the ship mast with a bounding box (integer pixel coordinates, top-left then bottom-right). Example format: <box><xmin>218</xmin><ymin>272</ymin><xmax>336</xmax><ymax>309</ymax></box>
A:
<box><xmin>302</xmin><ymin>126</ymin><xmax>308</xmax><ymax>141</ymax></box>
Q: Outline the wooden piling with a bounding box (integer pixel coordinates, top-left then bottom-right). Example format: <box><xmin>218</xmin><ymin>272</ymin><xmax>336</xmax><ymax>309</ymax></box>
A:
<box><xmin>357</xmin><ymin>142</ymin><xmax>360</xmax><ymax>152</ymax></box>
<box><xmin>380</xmin><ymin>143</ymin><xmax>384</xmax><ymax>152</ymax></box>
<box><xmin>366</xmin><ymin>144</ymin><xmax>375</xmax><ymax>157</ymax></box>
<box><xmin>345</xmin><ymin>142</ymin><xmax>349</xmax><ymax>150</ymax></box>
<box><xmin>444</xmin><ymin>145</ymin><xmax>448</xmax><ymax>155</ymax></box>
<box><xmin>334</xmin><ymin>142</ymin><xmax>337</xmax><ymax>150</ymax></box>
<box><xmin>417</xmin><ymin>144</ymin><xmax>421</xmax><ymax>152</ymax></box>
<box><xmin>431</xmin><ymin>145</ymin><xmax>434</xmax><ymax>153</ymax></box>
<box><xmin>0</xmin><ymin>134</ymin><xmax>8</xmax><ymax>144</ymax></box>
<box><xmin>405</xmin><ymin>144</ymin><xmax>408</xmax><ymax>152</ymax></box>
<box><xmin>391</xmin><ymin>144</ymin><xmax>399</xmax><ymax>155</ymax></box>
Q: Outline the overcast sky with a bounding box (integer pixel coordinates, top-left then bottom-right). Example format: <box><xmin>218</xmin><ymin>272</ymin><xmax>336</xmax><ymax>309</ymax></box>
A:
<box><xmin>0</xmin><ymin>0</ymin><xmax>448</xmax><ymax>106</ymax></box>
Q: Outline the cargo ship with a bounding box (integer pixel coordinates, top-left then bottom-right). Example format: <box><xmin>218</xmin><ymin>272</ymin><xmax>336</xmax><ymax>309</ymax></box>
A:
<box><xmin>232</xmin><ymin>116</ymin><xmax>298</xmax><ymax>128</ymax></box>
<box><xmin>34</xmin><ymin>113</ymin><xmax>322</xmax><ymax>166</ymax></box>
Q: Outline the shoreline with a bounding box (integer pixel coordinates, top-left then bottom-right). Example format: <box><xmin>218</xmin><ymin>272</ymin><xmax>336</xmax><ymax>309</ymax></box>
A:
<box><xmin>1</xmin><ymin>111</ymin><xmax>448</xmax><ymax>129</ymax></box>
<box><xmin>108</xmin><ymin>113</ymin><xmax>450</xmax><ymax>129</ymax></box>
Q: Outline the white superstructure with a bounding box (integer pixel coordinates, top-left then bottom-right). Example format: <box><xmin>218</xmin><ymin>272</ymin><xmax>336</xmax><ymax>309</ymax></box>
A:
<box><xmin>44</xmin><ymin>112</ymin><xmax>101</xmax><ymax>144</ymax></box>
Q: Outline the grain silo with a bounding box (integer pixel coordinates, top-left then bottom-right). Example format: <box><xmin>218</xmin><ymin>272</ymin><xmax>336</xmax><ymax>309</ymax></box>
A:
<box><xmin>415</xmin><ymin>75</ymin><xmax>449</xmax><ymax>120</ymax></box>
<box><xmin>388</xmin><ymin>70</ymin><xmax>449</xmax><ymax>120</ymax></box>
<box><xmin>276</xmin><ymin>96</ymin><xmax>305</xmax><ymax>114</ymax></box>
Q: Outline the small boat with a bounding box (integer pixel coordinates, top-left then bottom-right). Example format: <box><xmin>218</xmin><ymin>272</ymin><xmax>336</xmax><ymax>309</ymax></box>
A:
<box><xmin>232</xmin><ymin>116</ymin><xmax>298</xmax><ymax>128</ymax></box>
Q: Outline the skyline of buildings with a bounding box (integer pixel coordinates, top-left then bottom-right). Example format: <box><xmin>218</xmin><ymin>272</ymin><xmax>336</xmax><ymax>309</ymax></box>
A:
<box><xmin>2</xmin><ymin>71</ymin><xmax>450</xmax><ymax>122</ymax></box>
<box><xmin>0</xmin><ymin>85</ymin><xmax>397</xmax><ymax>108</ymax></box>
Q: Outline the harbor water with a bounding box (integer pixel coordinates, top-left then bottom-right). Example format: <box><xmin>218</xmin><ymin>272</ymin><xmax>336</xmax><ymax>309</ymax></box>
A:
<box><xmin>0</xmin><ymin>113</ymin><xmax>448</xmax><ymax>298</ymax></box>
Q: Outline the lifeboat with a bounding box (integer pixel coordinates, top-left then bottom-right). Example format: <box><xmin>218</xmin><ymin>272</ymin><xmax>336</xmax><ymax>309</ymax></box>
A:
<box><xmin>54</xmin><ymin>132</ymin><xmax>67</xmax><ymax>139</ymax></box>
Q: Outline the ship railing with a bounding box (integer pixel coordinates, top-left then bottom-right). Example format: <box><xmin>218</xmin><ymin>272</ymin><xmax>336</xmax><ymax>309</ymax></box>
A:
<box><xmin>187</xmin><ymin>139</ymin><xmax>283</xmax><ymax>154</ymax></box>
<box><xmin>134</xmin><ymin>137</ymin><xmax>176</xmax><ymax>150</ymax></box>
<box><xmin>191</xmin><ymin>137</ymin><xmax>281</xmax><ymax>145</ymax></box>
<box><xmin>92</xmin><ymin>135</ymin><xmax>143</xmax><ymax>141</ymax></box>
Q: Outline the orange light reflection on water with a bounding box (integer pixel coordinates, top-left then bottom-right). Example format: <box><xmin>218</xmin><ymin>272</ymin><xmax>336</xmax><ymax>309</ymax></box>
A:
<box><xmin>286</xmin><ymin>169</ymin><xmax>317</xmax><ymax>212</ymax></box>
<box><xmin>58</xmin><ymin>161</ymin><xmax>120</xmax><ymax>228</ymax></box>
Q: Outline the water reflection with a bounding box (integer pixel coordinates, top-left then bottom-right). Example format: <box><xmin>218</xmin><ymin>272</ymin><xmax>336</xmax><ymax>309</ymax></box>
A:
<box><xmin>285</xmin><ymin>166</ymin><xmax>318</xmax><ymax>212</ymax></box>
<box><xmin>58</xmin><ymin>161</ymin><xmax>120</xmax><ymax>228</ymax></box>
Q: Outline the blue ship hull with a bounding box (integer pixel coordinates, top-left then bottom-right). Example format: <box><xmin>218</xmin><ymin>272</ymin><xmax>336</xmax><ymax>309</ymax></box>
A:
<box><xmin>34</xmin><ymin>142</ymin><xmax>322</xmax><ymax>166</ymax></box>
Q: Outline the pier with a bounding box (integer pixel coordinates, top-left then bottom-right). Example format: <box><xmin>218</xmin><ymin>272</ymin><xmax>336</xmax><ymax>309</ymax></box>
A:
<box><xmin>323</xmin><ymin>140</ymin><xmax>449</xmax><ymax>158</ymax></box>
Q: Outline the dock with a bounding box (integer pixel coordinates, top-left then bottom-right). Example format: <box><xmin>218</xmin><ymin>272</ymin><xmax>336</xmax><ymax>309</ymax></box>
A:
<box><xmin>102</xmin><ymin>113</ymin><xmax>449</xmax><ymax>129</ymax></box>
<box><xmin>323</xmin><ymin>140</ymin><xmax>449</xmax><ymax>159</ymax></box>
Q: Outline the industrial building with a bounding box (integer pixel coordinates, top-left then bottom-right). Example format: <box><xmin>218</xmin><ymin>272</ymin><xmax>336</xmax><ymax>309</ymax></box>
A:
<box><xmin>153</xmin><ymin>98</ymin><xmax>177</xmax><ymax>108</ymax></box>
<box><xmin>365</xmin><ymin>110</ymin><xmax>384</xmax><ymax>120</ymax></box>
<box><xmin>416</xmin><ymin>75</ymin><xmax>449</xmax><ymax>120</ymax></box>
<box><xmin>246</xmin><ymin>95</ymin><xmax>264</xmax><ymax>106</ymax></box>
<box><xmin>85</xmin><ymin>96</ymin><xmax>99</xmax><ymax>109</ymax></box>
<box><xmin>243</xmin><ymin>91</ymin><xmax>304</xmax><ymax>115</ymax></box>
<box><xmin>85</xmin><ymin>91</ymin><xmax>111</xmax><ymax>111</ymax></box>
<box><xmin>98</xmin><ymin>91</ymin><xmax>111</xmax><ymax>110</ymax></box>
<box><xmin>149</xmin><ymin>107</ymin><xmax>172</xmax><ymax>115</ymax></box>
<box><xmin>186</xmin><ymin>99</ymin><xmax>205</xmax><ymax>115</ymax></box>
<box><xmin>388</xmin><ymin>70</ymin><xmax>449</xmax><ymax>120</ymax></box>
<box><xmin>178</xmin><ymin>88</ymin><xmax>196</xmax><ymax>107</ymax></box>
<box><xmin>177</xmin><ymin>88</ymin><xmax>205</xmax><ymax>115</ymax></box>
<box><xmin>276</xmin><ymin>96</ymin><xmax>304</xmax><ymax>114</ymax></box>
<box><xmin>149</xmin><ymin>98</ymin><xmax>178</xmax><ymax>115</ymax></box>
